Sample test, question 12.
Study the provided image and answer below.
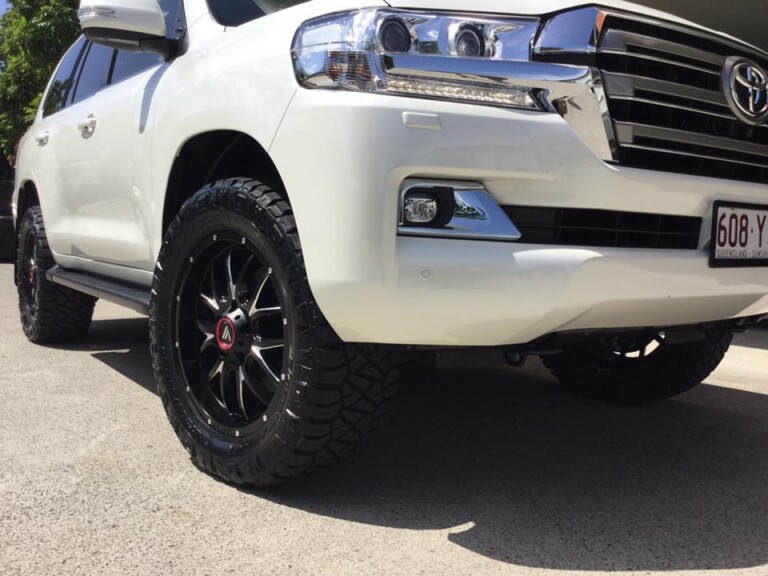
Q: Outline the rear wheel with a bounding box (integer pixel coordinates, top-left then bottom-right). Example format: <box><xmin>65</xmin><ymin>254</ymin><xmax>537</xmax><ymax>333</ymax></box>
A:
<box><xmin>543</xmin><ymin>329</ymin><xmax>732</xmax><ymax>405</ymax></box>
<box><xmin>16</xmin><ymin>207</ymin><xmax>96</xmax><ymax>343</ymax></box>
<box><xmin>150</xmin><ymin>178</ymin><xmax>399</xmax><ymax>487</ymax></box>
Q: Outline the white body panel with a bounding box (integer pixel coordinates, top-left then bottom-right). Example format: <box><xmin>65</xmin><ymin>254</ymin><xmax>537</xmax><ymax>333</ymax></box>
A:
<box><xmin>56</xmin><ymin>68</ymin><xmax>157</xmax><ymax>267</ymax></box>
<box><xmin>13</xmin><ymin>0</ymin><xmax>768</xmax><ymax>345</ymax></box>
<box><xmin>269</xmin><ymin>89</ymin><xmax>768</xmax><ymax>344</ymax></box>
<box><xmin>78</xmin><ymin>0</ymin><xmax>167</xmax><ymax>37</ymax></box>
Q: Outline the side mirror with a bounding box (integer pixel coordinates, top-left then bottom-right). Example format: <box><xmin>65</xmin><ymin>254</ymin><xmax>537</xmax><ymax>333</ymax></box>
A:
<box><xmin>78</xmin><ymin>0</ymin><xmax>179</xmax><ymax>60</ymax></box>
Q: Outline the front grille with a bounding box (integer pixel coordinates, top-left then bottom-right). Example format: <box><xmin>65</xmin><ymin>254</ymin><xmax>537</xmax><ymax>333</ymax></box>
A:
<box><xmin>502</xmin><ymin>206</ymin><xmax>701</xmax><ymax>250</ymax></box>
<box><xmin>597</xmin><ymin>14</ymin><xmax>768</xmax><ymax>184</ymax></box>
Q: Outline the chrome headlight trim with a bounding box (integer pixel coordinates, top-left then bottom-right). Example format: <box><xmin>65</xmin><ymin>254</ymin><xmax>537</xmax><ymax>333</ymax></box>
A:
<box><xmin>292</xmin><ymin>9</ymin><xmax>543</xmax><ymax>111</ymax></box>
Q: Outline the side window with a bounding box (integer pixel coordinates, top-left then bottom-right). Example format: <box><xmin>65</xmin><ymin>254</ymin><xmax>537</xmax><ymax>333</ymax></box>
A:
<box><xmin>208</xmin><ymin>0</ymin><xmax>265</xmax><ymax>26</ymax></box>
<box><xmin>71</xmin><ymin>42</ymin><xmax>115</xmax><ymax>105</ymax></box>
<box><xmin>207</xmin><ymin>0</ymin><xmax>309</xmax><ymax>26</ymax></box>
<box><xmin>42</xmin><ymin>36</ymin><xmax>87</xmax><ymax>118</ymax></box>
<box><xmin>111</xmin><ymin>51</ymin><xmax>163</xmax><ymax>85</ymax></box>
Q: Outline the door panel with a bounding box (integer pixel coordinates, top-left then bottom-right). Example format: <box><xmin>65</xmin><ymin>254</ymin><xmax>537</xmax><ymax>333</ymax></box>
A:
<box><xmin>55</xmin><ymin>49</ymin><xmax>163</xmax><ymax>269</ymax></box>
<box><xmin>30</xmin><ymin>37</ymin><xmax>88</xmax><ymax>258</ymax></box>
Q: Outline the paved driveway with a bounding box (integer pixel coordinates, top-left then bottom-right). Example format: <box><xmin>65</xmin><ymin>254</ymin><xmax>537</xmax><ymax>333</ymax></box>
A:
<box><xmin>2</xmin><ymin>262</ymin><xmax>768</xmax><ymax>576</ymax></box>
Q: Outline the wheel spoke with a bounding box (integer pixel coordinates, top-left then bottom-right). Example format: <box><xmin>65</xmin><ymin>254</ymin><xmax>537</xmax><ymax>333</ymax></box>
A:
<box><xmin>200</xmin><ymin>292</ymin><xmax>220</xmax><ymax>314</ymax></box>
<box><xmin>253</xmin><ymin>338</ymin><xmax>284</xmax><ymax>352</ymax></box>
<box><xmin>218</xmin><ymin>367</ymin><xmax>229</xmax><ymax>413</ymax></box>
<box><xmin>242</xmin><ymin>359</ymin><xmax>275</xmax><ymax>404</ymax></box>
<box><xmin>247</xmin><ymin>267</ymin><xmax>272</xmax><ymax>316</ymax></box>
<box><xmin>225</xmin><ymin>249</ymin><xmax>237</xmax><ymax>304</ymax></box>
<box><xmin>210</xmin><ymin>263</ymin><xmax>222</xmax><ymax>306</ymax></box>
<box><xmin>248</xmin><ymin>343</ymin><xmax>281</xmax><ymax>385</ymax></box>
<box><xmin>237</xmin><ymin>366</ymin><xmax>249</xmax><ymax>418</ymax></box>
<box><xmin>251</xmin><ymin>306</ymin><xmax>282</xmax><ymax>321</ymax></box>
<box><xmin>208</xmin><ymin>358</ymin><xmax>224</xmax><ymax>383</ymax></box>
<box><xmin>234</xmin><ymin>254</ymin><xmax>256</xmax><ymax>308</ymax></box>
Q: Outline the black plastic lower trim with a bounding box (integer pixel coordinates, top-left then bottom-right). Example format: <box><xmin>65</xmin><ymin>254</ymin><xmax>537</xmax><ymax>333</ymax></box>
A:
<box><xmin>502</xmin><ymin>205</ymin><xmax>702</xmax><ymax>250</ymax></box>
<box><xmin>46</xmin><ymin>265</ymin><xmax>151</xmax><ymax>315</ymax></box>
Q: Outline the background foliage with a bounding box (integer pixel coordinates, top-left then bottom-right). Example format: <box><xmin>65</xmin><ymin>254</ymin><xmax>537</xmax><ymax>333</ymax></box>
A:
<box><xmin>0</xmin><ymin>0</ymin><xmax>79</xmax><ymax>167</ymax></box>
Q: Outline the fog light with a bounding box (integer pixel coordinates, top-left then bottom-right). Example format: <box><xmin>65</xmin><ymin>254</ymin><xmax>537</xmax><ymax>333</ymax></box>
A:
<box><xmin>402</xmin><ymin>186</ymin><xmax>455</xmax><ymax>228</ymax></box>
<box><xmin>404</xmin><ymin>193</ymin><xmax>438</xmax><ymax>224</ymax></box>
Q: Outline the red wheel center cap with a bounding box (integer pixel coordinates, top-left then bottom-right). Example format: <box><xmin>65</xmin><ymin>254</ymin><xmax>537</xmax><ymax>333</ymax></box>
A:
<box><xmin>215</xmin><ymin>317</ymin><xmax>237</xmax><ymax>352</ymax></box>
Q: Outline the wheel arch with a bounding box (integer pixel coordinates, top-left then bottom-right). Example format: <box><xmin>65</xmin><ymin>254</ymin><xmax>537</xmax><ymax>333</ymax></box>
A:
<box><xmin>162</xmin><ymin>131</ymin><xmax>285</xmax><ymax>235</ymax></box>
<box><xmin>15</xmin><ymin>180</ymin><xmax>40</xmax><ymax>232</ymax></box>
<box><xmin>13</xmin><ymin>180</ymin><xmax>41</xmax><ymax>285</ymax></box>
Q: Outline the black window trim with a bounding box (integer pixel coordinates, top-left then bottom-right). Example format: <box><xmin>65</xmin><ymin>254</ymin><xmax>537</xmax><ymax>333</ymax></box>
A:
<box><xmin>51</xmin><ymin>40</ymin><xmax>166</xmax><ymax>111</ymax></box>
<box><xmin>68</xmin><ymin>41</ymin><xmax>118</xmax><ymax>108</ymax></box>
<box><xmin>41</xmin><ymin>36</ymin><xmax>88</xmax><ymax>119</ymax></box>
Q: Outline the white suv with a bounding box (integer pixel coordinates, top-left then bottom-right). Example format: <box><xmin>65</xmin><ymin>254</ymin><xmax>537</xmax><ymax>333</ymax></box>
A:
<box><xmin>12</xmin><ymin>0</ymin><xmax>768</xmax><ymax>486</ymax></box>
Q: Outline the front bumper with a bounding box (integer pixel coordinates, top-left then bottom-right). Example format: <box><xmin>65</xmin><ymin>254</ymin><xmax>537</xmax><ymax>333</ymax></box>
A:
<box><xmin>268</xmin><ymin>89</ymin><xmax>768</xmax><ymax>346</ymax></box>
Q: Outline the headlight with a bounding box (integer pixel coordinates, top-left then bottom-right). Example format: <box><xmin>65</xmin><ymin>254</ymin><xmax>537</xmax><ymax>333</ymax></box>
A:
<box><xmin>291</xmin><ymin>9</ymin><xmax>542</xmax><ymax>110</ymax></box>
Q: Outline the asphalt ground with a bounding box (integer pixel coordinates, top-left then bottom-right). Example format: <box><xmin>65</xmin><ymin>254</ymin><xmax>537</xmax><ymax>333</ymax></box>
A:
<box><xmin>2</xmin><ymin>261</ymin><xmax>768</xmax><ymax>576</ymax></box>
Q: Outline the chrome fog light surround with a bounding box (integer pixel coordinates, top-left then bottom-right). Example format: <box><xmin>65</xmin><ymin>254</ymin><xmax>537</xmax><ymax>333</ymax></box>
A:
<box><xmin>398</xmin><ymin>180</ymin><xmax>521</xmax><ymax>242</ymax></box>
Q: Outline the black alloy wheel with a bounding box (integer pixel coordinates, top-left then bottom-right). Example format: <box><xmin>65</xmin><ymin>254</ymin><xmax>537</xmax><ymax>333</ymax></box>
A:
<box><xmin>174</xmin><ymin>232</ymin><xmax>290</xmax><ymax>437</ymax></box>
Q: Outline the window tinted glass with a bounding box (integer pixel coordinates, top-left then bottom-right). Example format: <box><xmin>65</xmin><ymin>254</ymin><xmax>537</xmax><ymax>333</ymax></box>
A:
<box><xmin>71</xmin><ymin>42</ymin><xmax>115</xmax><ymax>105</ymax></box>
<box><xmin>207</xmin><ymin>0</ymin><xmax>308</xmax><ymax>26</ymax></box>
<box><xmin>43</xmin><ymin>36</ymin><xmax>87</xmax><ymax>117</ymax></box>
<box><xmin>111</xmin><ymin>51</ymin><xmax>163</xmax><ymax>85</ymax></box>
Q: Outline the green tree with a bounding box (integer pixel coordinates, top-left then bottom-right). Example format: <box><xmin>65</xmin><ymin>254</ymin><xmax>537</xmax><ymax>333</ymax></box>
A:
<box><xmin>0</xmin><ymin>0</ymin><xmax>79</xmax><ymax>160</ymax></box>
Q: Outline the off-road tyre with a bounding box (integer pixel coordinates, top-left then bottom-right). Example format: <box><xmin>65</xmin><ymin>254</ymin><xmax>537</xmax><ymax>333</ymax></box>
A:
<box><xmin>16</xmin><ymin>207</ymin><xmax>97</xmax><ymax>343</ymax></box>
<box><xmin>543</xmin><ymin>330</ymin><xmax>732</xmax><ymax>405</ymax></box>
<box><xmin>150</xmin><ymin>178</ymin><xmax>399</xmax><ymax>487</ymax></box>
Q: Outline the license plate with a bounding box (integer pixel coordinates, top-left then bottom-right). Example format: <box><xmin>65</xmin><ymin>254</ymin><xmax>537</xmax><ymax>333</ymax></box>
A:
<box><xmin>710</xmin><ymin>201</ymin><xmax>768</xmax><ymax>267</ymax></box>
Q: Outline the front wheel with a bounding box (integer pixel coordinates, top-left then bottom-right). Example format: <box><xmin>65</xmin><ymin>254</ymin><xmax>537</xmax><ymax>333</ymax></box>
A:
<box><xmin>542</xmin><ymin>330</ymin><xmax>733</xmax><ymax>405</ymax></box>
<box><xmin>150</xmin><ymin>179</ymin><xmax>399</xmax><ymax>487</ymax></box>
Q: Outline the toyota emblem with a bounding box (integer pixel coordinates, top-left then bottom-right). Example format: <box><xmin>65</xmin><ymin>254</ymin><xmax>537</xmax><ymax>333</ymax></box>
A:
<box><xmin>723</xmin><ymin>56</ymin><xmax>768</xmax><ymax>126</ymax></box>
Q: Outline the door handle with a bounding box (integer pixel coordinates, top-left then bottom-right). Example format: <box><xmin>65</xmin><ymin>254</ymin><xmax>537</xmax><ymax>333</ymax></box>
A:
<box><xmin>34</xmin><ymin>132</ymin><xmax>49</xmax><ymax>146</ymax></box>
<box><xmin>77</xmin><ymin>115</ymin><xmax>97</xmax><ymax>137</ymax></box>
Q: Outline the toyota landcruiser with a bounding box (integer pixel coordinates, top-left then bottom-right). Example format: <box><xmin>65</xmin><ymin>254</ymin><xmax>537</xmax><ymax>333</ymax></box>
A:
<box><xmin>12</xmin><ymin>0</ymin><xmax>768</xmax><ymax>486</ymax></box>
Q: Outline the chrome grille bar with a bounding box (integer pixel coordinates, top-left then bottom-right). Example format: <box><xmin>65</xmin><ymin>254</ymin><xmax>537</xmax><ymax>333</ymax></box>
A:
<box><xmin>596</xmin><ymin>12</ymin><xmax>768</xmax><ymax>184</ymax></box>
<box><xmin>615</xmin><ymin>123</ymin><xmax>768</xmax><ymax>160</ymax></box>
<box><xmin>621</xmin><ymin>144</ymin><xmax>768</xmax><ymax>171</ymax></box>
<box><xmin>602</xmin><ymin>72</ymin><xmax>729</xmax><ymax>109</ymax></box>
<box><xmin>599</xmin><ymin>49</ymin><xmax>721</xmax><ymax>76</ymax></box>
<box><xmin>602</xmin><ymin>29</ymin><xmax>725</xmax><ymax>68</ymax></box>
